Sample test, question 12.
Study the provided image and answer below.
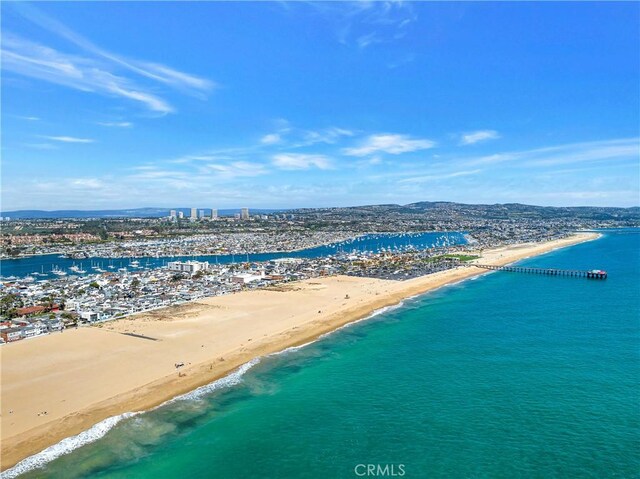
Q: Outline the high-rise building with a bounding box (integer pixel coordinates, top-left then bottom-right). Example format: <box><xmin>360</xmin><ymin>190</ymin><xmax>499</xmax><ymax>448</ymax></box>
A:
<box><xmin>190</xmin><ymin>207</ymin><xmax>197</xmax><ymax>221</ymax></box>
<box><xmin>169</xmin><ymin>209</ymin><xmax>177</xmax><ymax>219</ymax></box>
<box><xmin>178</xmin><ymin>211</ymin><xmax>184</xmax><ymax>219</ymax></box>
<box><xmin>211</xmin><ymin>208</ymin><xmax>218</xmax><ymax>220</ymax></box>
<box><xmin>241</xmin><ymin>207</ymin><xmax>249</xmax><ymax>220</ymax></box>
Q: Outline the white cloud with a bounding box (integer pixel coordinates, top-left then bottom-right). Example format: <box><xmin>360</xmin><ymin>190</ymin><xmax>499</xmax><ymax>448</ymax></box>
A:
<box><xmin>272</xmin><ymin>153</ymin><xmax>332</xmax><ymax>170</ymax></box>
<box><xmin>70</xmin><ymin>178</ymin><xmax>103</xmax><ymax>188</ymax></box>
<box><xmin>343</xmin><ymin>133</ymin><xmax>435</xmax><ymax>156</ymax></box>
<box><xmin>2</xmin><ymin>35</ymin><xmax>174</xmax><ymax>114</ymax></box>
<box><xmin>466</xmin><ymin>138</ymin><xmax>639</xmax><ymax>168</ymax></box>
<box><xmin>300</xmin><ymin>127</ymin><xmax>354</xmax><ymax>146</ymax></box>
<box><xmin>203</xmin><ymin>161</ymin><xmax>268</xmax><ymax>178</ymax></box>
<box><xmin>9</xmin><ymin>3</ymin><xmax>215</xmax><ymax>94</ymax></box>
<box><xmin>2</xmin><ymin>4</ymin><xmax>213</xmax><ymax>114</ymax></box>
<box><xmin>261</xmin><ymin>133</ymin><xmax>282</xmax><ymax>145</ymax></box>
<box><xmin>98</xmin><ymin>121</ymin><xmax>133</xmax><ymax>128</ymax></box>
<box><xmin>357</xmin><ymin>32</ymin><xmax>381</xmax><ymax>49</ymax></box>
<box><xmin>43</xmin><ymin>135</ymin><xmax>94</xmax><ymax>143</ymax></box>
<box><xmin>460</xmin><ymin>130</ymin><xmax>501</xmax><ymax>145</ymax></box>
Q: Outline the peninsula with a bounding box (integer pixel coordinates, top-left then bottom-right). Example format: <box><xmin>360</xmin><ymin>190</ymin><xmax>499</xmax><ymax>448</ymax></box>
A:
<box><xmin>0</xmin><ymin>232</ymin><xmax>598</xmax><ymax>472</ymax></box>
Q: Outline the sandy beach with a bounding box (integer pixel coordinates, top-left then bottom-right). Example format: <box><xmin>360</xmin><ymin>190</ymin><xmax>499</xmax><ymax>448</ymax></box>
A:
<box><xmin>0</xmin><ymin>232</ymin><xmax>599</xmax><ymax>471</ymax></box>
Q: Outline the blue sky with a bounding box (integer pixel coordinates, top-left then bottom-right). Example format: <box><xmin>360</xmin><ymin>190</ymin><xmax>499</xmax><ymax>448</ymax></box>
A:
<box><xmin>2</xmin><ymin>1</ymin><xmax>638</xmax><ymax>210</ymax></box>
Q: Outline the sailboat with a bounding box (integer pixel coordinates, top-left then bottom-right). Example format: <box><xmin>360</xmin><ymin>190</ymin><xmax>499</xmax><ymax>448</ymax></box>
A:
<box><xmin>52</xmin><ymin>266</ymin><xmax>67</xmax><ymax>276</ymax></box>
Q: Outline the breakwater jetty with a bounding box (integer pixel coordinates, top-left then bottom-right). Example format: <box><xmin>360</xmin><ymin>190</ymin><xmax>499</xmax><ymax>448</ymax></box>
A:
<box><xmin>472</xmin><ymin>264</ymin><xmax>607</xmax><ymax>279</ymax></box>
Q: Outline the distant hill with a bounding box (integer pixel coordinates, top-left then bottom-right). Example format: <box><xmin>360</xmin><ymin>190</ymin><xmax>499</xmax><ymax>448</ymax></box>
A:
<box><xmin>403</xmin><ymin>201</ymin><xmax>640</xmax><ymax>220</ymax></box>
<box><xmin>0</xmin><ymin>207</ymin><xmax>283</xmax><ymax>219</ymax></box>
<box><xmin>289</xmin><ymin>201</ymin><xmax>640</xmax><ymax>221</ymax></box>
<box><xmin>2</xmin><ymin>202</ymin><xmax>638</xmax><ymax>220</ymax></box>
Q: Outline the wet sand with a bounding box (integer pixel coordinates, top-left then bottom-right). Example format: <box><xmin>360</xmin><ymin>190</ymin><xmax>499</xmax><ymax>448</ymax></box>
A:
<box><xmin>0</xmin><ymin>232</ymin><xmax>599</xmax><ymax>471</ymax></box>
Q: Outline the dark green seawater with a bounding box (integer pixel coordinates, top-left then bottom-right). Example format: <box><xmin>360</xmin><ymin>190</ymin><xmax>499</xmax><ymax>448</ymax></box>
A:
<box><xmin>9</xmin><ymin>230</ymin><xmax>639</xmax><ymax>478</ymax></box>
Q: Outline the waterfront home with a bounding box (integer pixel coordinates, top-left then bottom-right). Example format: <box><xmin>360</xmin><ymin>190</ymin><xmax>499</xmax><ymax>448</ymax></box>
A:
<box><xmin>1</xmin><ymin>327</ymin><xmax>22</xmax><ymax>342</ymax></box>
<box><xmin>231</xmin><ymin>273</ymin><xmax>263</xmax><ymax>284</ymax></box>
<box><xmin>21</xmin><ymin>324</ymin><xmax>42</xmax><ymax>339</ymax></box>
<box><xmin>79</xmin><ymin>311</ymin><xmax>99</xmax><ymax>323</ymax></box>
<box><xmin>44</xmin><ymin>318</ymin><xmax>64</xmax><ymax>331</ymax></box>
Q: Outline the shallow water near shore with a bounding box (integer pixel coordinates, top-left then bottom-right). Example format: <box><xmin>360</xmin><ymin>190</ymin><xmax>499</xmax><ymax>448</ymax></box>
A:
<box><xmin>10</xmin><ymin>229</ymin><xmax>639</xmax><ymax>478</ymax></box>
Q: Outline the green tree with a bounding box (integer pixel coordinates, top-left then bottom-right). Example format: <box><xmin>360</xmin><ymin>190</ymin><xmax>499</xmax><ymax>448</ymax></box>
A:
<box><xmin>0</xmin><ymin>293</ymin><xmax>23</xmax><ymax>318</ymax></box>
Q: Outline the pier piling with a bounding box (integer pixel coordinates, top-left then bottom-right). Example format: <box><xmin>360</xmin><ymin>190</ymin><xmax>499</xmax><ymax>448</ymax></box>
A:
<box><xmin>471</xmin><ymin>264</ymin><xmax>607</xmax><ymax>279</ymax></box>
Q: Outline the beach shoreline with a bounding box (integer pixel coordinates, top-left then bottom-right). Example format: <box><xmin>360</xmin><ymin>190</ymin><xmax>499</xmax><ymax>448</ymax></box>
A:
<box><xmin>0</xmin><ymin>232</ymin><xmax>600</xmax><ymax>473</ymax></box>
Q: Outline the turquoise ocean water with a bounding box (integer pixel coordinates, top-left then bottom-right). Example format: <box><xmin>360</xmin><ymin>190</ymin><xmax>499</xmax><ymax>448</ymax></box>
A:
<box><xmin>8</xmin><ymin>229</ymin><xmax>639</xmax><ymax>478</ymax></box>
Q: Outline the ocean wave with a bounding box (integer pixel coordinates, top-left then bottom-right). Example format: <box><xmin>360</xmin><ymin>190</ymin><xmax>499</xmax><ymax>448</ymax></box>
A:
<box><xmin>165</xmin><ymin>358</ymin><xmax>261</xmax><ymax>403</ymax></box>
<box><xmin>1</xmin><ymin>413</ymin><xmax>139</xmax><ymax>479</ymax></box>
<box><xmin>270</xmin><ymin>340</ymin><xmax>318</xmax><ymax>356</ymax></box>
<box><xmin>1</xmin><ymin>359</ymin><xmax>261</xmax><ymax>478</ymax></box>
<box><xmin>261</xmin><ymin>302</ymin><xmax>410</xmax><ymax>359</ymax></box>
<box><xmin>319</xmin><ymin>301</ymin><xmax>406</xmax><ymax>339</ymax></box>
<box><xmin>1</xmin><ymin>301</ymin><xmax>410</xmax><ymax>477</ymax></box>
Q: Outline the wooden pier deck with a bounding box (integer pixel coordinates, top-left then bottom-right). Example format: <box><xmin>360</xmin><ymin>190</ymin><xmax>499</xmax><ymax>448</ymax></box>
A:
<box><xmin>471</xmin><ymin>264</ymin><xmax>607</xmax><ymax>279</ymax></box>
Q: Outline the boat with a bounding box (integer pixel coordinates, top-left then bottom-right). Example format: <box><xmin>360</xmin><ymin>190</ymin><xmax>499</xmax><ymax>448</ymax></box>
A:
<box><xmin>52</xmin><ymin>267</ymin><xmax>67</xmax><ymax>276</ymax></box>
<box><xmin>69</xmin><ymin>263</ymin><xmax>86</xmax><ymax>274</ymax></box>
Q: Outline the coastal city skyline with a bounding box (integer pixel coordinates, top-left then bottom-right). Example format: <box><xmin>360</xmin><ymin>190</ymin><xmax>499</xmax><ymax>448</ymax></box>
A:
<box><xmin>2</xmin><ymin>1</ymin><xmax>639</xmax><ymax>211</ymax></box>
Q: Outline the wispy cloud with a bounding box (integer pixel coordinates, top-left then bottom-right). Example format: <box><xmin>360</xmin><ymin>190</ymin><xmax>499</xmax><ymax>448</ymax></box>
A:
<box><xmin>70</xmin><ymin>178</ymin><xmax>104</xmax><ymax>188</ymax></box>
<box><xmin>300</xmin><ymin>127</ymin><xmax>354</xmax><ymax>146</ymax></box>
<box><xmin>343</xmin><ymin>133</ymin><xmax>435</xmax><ymax>156</ymax></box>
<box><xmin>18</xmin><ymin>115</ymin><xmax>40</xmax><ymax>121</ymax></box>
<box><xmin>2</xmin><ymin>34</ymin><xmax>174</xmax><ymax>114</ymax></box>
<box><xmin>261</xmin><ymin>133</ymin><xmax>282</xmax><ymax>145</ymax></box>
<box><xmin>201</xmin><ymin>161</ymin><xmax>268</xmax><ymax>178</ymax></box>
<box><xmin>2</xmin><ymin>4</ymin><xmax>214</xmax><ymax>114</ymax></box>
<box><xmin>272</xmin><ymin>153</ymin><xmax>332</xmax><ymax>170</ymax></box>
<box><xmin>293</xmin><ymin>1</ymin><xmax>416</xmax><ymax>49</ymax></box>
<box><xmin>399</xmin><ymin>169</ymin><xmax>482</xmax><ymax>184</ymax></box>
<box><xmin>259</xmin><ymin>124</ymin><xmax>353</xmax><ymax>148</ymax></box>
<box><xmin>23</xmin><ymin>142</ymin><xmax>58</xmax><ymax>150</ymax></box>
<box><xmin>357</xmin><ymin>32</ymin><xmax>382</xmax><ymax>49</ymax></box>
<box><xmin>97</xmin><ymin>121</ymin><xmax>133</xmax><ymax>128</ymax></box>
<box><xmin>43</xmin><ymin>135</ymin><xmax>94</xmax><ymax>143</ymax></box>
<box><xmin>460</xmin><ymin>130</ymin><xmax>501</xmax><ymax>145</ymax></box>
<box><xmin>465</xmin><ymin>138</ymin><xmax>639</xmax><ymax>168</ymax></box>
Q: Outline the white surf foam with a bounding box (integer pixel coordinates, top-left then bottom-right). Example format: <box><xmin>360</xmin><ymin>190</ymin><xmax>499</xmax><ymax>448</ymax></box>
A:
<box><xmin>1</xmin><ymin>359</ymin><xmax>262</xmax><ymax>478</ymax></box>
<box><xmin>1</xmin><ymin>298</ymin><xmax>417</xmax><ymax>477</ymax></box>
<box><xmin>1</xmin><ymin>412</ymin><xmax>139</xmax><ymax>479</ymax></box>
<box><xmin>319</xmin><ymin>301</ymin><xmax>406</xmax><ymax>340</ymax></box>
<box><xmin>164</xmin><ymin>357</ymin><xmax>261</xmax><ymax>403</ymax></box>
<box><xmin>270</xmin><ymin>340</ymin><xmax>318</xmax><ymax>356</ymax></box>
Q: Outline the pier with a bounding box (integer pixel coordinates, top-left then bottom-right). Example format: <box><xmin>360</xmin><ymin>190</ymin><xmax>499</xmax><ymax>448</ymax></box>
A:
<box><xmin>471</xmin><ymin>264</ymin><xmax>607</xmax><ymax>279</ymax></box>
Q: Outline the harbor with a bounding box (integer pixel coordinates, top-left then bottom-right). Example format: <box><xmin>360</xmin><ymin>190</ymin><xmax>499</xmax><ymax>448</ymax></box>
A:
<box><xmin>0</xmin><ymin>232</ymin><xmax>466</xmax><ymax>280</ymax></box>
